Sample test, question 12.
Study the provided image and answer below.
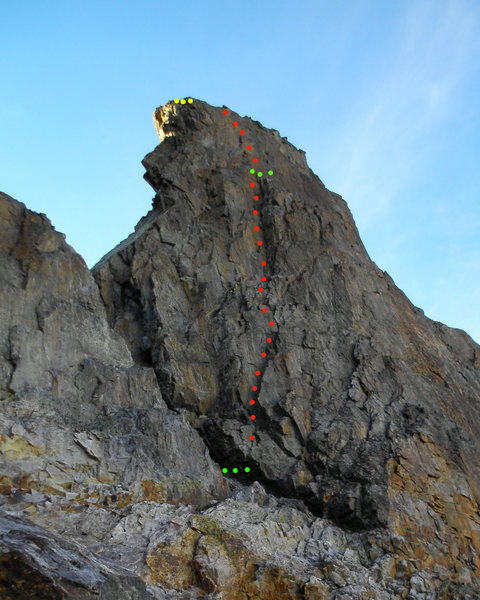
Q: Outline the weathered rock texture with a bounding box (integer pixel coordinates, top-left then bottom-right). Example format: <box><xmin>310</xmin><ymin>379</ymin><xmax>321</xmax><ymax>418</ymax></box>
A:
<box><xmin>1</xmin><ymin>98</ymin><xmax>480</xmax><ymax>598</ymax></box>
<box><xmin>0</xmin><ymin>191</ymin><xmax>229</xmax><ymax>598</ymax></box>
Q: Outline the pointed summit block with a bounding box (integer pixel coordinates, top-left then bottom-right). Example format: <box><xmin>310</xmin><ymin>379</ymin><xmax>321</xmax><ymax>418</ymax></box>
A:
<box><xmin>93</xmin><ymin>99</ymin><xmax>480</xmax><ymax>583</ymax></box>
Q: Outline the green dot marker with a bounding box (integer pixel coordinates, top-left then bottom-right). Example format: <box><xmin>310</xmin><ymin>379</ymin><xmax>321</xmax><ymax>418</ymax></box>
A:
<box><xmin>268</xmin><ymin>170</ymin><xmax>273</xmax><ymax>175</ymax></box>
<box><xmin>233</xmin><ymin>468</ymin><xmax>238</xmax><ymax>474</ymax></box>
<box><xmin>245</xmin><ymin>467</ymin><xmax>250</xmax><ymax>473</ymax></box>
<box><xmin>222</xmin><ymin>468</ymin><xmax>228</xmax><ymax>473</ymax></box>
<box><xmin>250</xmin><ymin>168</ymin><xmax>255</xmax><ymax>174</ymax></box>
<box><xmin>258</xmin><ymin>172</ymin><xmax>263</xmax><ymax>177</ymax></box>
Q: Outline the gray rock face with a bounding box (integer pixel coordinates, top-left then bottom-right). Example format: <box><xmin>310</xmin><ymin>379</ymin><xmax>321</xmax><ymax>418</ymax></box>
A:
<box><xmin>93</xmin><ymin>99</ymin><xmax>480</xmax><ymax>588</ymax></box>
<box><xmin>0</xmin><ymin>192</ymin><xmax>227</xmax><ymax>509</ymax></box>
<box><xmin>0</xmin><ymin>191</ymin><xmax>228</xmax><ymax>598</ymax></box>
<box><xmin>1</xmin><ymin>97</ymin><xmax>480</xmax><ymax>598</ymax></box>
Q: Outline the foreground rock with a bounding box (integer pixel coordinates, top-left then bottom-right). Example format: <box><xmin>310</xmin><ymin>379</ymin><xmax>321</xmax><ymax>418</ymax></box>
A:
<box><xmin>0</xmin><ymin>512</ymin><xmax>154</xmax><ymax>599</ymax></box>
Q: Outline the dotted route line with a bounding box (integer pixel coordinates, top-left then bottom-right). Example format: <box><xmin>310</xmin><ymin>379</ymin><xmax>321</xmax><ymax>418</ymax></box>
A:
<box><xmin>173</xmin><ymin>98</ymin><xmax>275</xmax><ymax>476</ymax></box>
<box><xmin>221</xmin><ymin>108</ymin><xmax>275</xmax><ymax>477</ymax></box>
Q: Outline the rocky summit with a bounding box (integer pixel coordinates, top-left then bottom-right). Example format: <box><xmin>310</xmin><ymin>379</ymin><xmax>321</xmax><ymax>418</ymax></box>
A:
<box><xmin>1</xmin><ymin>99</ymin><xmax>480</xmax><ymax>599</ymax></box>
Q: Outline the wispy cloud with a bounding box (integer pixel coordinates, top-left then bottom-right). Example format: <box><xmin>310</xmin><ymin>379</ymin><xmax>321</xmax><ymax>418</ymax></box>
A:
<box><xmin>324</xmin><ymin>0</ymin><xmax>480</xmax><ymax>228</ymax></box>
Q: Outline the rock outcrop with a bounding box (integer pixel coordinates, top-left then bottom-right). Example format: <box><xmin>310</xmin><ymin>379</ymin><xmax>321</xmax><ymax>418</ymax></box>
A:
<box><xmin>0</xmin><ymin>191</ymin><xmax>228</xmax><ymax>598</ymax></box>
<box><xmin>1</xmin><ymin>97</ymin><xmax>480</xmax><ymax>598</ymax></box>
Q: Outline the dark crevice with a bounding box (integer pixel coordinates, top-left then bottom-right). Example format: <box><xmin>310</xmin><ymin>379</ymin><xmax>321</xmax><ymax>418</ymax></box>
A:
<box><xmin>0</xmin><ymin>551</ymin><xmax>64</xmax><ymax>600</ymax></box>
<box><xmin>200</xmin><ymin>412</ymin><xmax>384</xmax><ymax>534</ymax></box>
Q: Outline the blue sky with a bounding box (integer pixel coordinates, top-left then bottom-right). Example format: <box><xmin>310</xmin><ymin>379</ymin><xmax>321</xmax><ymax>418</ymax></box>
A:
<box><xmin>2</xmin><ymin>0</ymin><xmax>479</xmax><ymax>343</ymax></box>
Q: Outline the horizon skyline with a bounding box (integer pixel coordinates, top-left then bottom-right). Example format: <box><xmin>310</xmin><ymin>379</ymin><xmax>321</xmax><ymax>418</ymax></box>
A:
<box><xmin>1</xmin><ymin>0</ymin><xmax>479</xmax><ymax>343</ymax></box>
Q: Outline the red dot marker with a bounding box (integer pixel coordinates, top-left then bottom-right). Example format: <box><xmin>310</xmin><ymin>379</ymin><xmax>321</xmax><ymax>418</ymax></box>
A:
<box><xmin>249</xmin><ymin>435</ymin><xmax>254</xmax><ymax>441</ymax></box>
<box><xmin>254</xmin><ymin>195</ymin><xmax>259</xmax><ymax>201</ymax></box>
<box><xmin>253</xmin><ymin>158</ymin><xmax>258</xmax><ymax>163</ymax></box>
<box><xmin>233</xmin><ymin>121</ymin><xmax>238</xmax><ymax>126</ymax></box>
<box><xmin>267</xmin><ymin>337</ymin><xmax>272</xmax><ymax>343</ymax></box>
<box><xmin>253</xmin><ymin>210</ymin><xmax>258</xmax><ymax>215</ymax></box>
<box><xmin>223</xmin><ymin>109</ymin><xmax>228</xmax><ymax>115</ymax></box>
<box><xmin>258</xmin><ymin>287</ymin><xmax>263</xmax><ymax>293</ymax></box>
<box><xmin>252</xmin><ymin>386</ymin><xmax>257</xmax><ymax>391</ymax></box>
<box><xmin>240</xmin><ymin>129</ymin><xmax>245</xmax><ymax>135</ymax></box>
<box><xmin>250</xmin><ymin>399</ymin><xmax>255</xmax><ymax>405</ymax></box>
<box><xmin>262</xmin><ymin>307</ymin><xmax>267</xmax><ymax>313</ymax></box>
<box><xmin>269</xmin><ymin>320</ymin><xmax>274</xmax><ymax>326</ymax></box>
<box><xmin>251</xmin><ymin>415</ymin><xmax>256</xmax><ymax>420</ymax></box>
<box><xmin>247</xmin><ymin>145</ymin><xmax>252</xmax><ymax>150</ymax></box>
<box><xmin>261</xmin><ymin>276</ymin><xmax>266</xmax><ymax>282</ymax></box>
<box><xmin>261</xmin><ymin>261</ymin><xmax>266</xmax><ymax>266</ymax></box>
<box><xmin>261</xmin><ymin>352</ymin><xmax>267</xmax><ymax>357</ymax></box>
<box><xmin>254</xmin><ymin>226</ymin><xmax>260</xmax><ymax>231</ymax></box>
<box><xmin>255</xmin><ymin>370</ymin><xmax>260</xmax><ymax>376</ymax></box>
<box><xmin>257</xmin><ymin>241</ymin><xmax>263</xmax><ymax>246</ymax></box>
<box><xmin>250</xmin><ymin>183</ymin><xmax>255</xmax><ymax>188</ymax></box>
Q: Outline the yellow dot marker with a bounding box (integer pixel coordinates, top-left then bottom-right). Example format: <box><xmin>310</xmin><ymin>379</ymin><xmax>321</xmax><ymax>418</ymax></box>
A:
<box><xmin>188</xmin><ymin>98</ymin><xmax>193</xmax><ymax>104</ymax></box>
<box><xmin>174</xmin><ymin>98</ymin><xmax>179</xmax><ymax>103</ymax></box>
<box><xmin>181</xmin><ymin>99</ymin><xmax>186</xmax><ymax>104</ymax></box>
